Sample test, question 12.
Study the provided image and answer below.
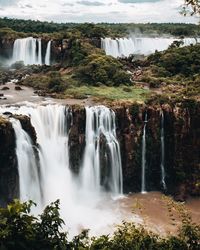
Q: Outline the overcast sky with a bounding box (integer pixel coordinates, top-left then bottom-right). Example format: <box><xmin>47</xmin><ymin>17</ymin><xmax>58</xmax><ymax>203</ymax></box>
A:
<box><xmin>0</xmin><ymin>0</ymin><xmax>198</xmax><ymax>23</ymax></box>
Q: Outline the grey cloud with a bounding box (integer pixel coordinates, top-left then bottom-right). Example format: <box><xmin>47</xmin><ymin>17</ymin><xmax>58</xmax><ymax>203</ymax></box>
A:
<box><xmin>25</xmin><ymin>4</ymin><xmax>33</xmax><ymax>8</ymax></box>
<box><xmin>62</xmin><ymin>3</ymin><xmax>74</xmax><ymax>7</ymax></box>
<box><xmin>77</xmin><ymin>1</ymin><xmax>105</xmax><ymax>6</ymax></box>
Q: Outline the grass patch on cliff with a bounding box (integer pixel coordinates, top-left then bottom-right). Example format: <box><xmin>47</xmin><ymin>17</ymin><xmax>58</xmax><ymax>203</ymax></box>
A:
<box><xmin>64</xmin><ymin>85</ymin><xmax>150</xmax><ymax>102</ymax></box>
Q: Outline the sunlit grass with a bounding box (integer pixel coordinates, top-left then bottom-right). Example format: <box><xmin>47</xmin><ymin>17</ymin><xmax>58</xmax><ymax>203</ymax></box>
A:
<box><xmin>64</xmin><ymin>85</ymin><xmax>150</xmax><ymax>102</ymax></box>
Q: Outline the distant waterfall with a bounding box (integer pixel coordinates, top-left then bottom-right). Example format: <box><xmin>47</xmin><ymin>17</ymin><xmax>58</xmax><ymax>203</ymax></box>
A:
<box><xmin>12</xmin><ymin>37</ymin><xmax>42</xmax><ymax>65</ymax></box>
<box><xmin>160</xmin><ymin>111</ymin><xmax>167</xmax><ymax>191</ymax></box>
<box><xmin>45</xmin><ymin>40</ymin><xmax>52</xmax><ymax>65</ymax></box>
<box><xmin>101</xmin><ymin>37</ymin><xmax>200</xmax><ymax>58</ymax></box>
<box><xmin>10</xmin><ymin>118</ymin><xmax>42</xmax><ymax>206</ymax></box>
<box><xmin>141</xmin><ymin>113</ymin><xmax>147</xmax><ymax>194</ymax></box>
<box><xmin>81</xmin><ymin>106</ymin><xmax>123</xmax><ymax>195</ymax></box>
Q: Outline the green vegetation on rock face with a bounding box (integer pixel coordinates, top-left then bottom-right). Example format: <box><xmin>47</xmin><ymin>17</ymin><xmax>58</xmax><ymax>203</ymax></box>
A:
<box><xmin>0</xmin><ymin>199</ymin><xmax>199</xmax><ymax>250</ymax></box>
<box><xmin>75</xmin><ymin>54</ymin><xmax>131</xmax><ymax>86</ymax></box>
<box><xmin>130</xmin><ymin>43</ymin><xmax>200</xmax><ymax>102</ymax></box>
<box><xmin>148</xmin><ymin>44</ymin><xmax>200</xmax><ymax>77</ymax></box>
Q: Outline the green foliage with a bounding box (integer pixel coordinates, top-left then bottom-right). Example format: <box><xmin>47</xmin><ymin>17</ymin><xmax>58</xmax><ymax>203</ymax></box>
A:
<box><xmin>0</xmin><ymin>200</ymin><xmax>199</xmax><ymax>250</ymax></box>
<box><xmin>148</xmin><ymin>44</ymin><xmax>200</xmax><ymax>77</ymax></box>
<box><xmin>0</xmin><ymin>200</ymin><xmax>68</xmax><ymax>250</ymax></box>
<box><xmin>0</xmin><ymin>18</ymin><xmax>200</xmax><ymax>38</ymax></box>
<box><xmin>75</xmin><ymin>54</ymin><xmax>131</xmax><ymax>86</ymax></box>
<box><xmin>183</xmin><ymin>0</ymin><xmax>200</xmax><ymax>16</ymax></box>
<box><xmin>48</xmin><ymin>71</ymin><xmax>65</xmax><ymax>92</ymax></box>
<box><xmin>65</xmin><ymin>85</ymin><xmax>149</xmax><ymax>102</ymax></box>
<box><xmin>76</xmin><ymin>23</ymin><xmax>108</xmax><ymax>38</ymax></box>
<box><xmin>11</xmin><ymin>61</ymin><xmax>25</xmax><ymax>70</ymax></box>
<box><xmin>0</xmin><ymin>27</ymin><xmax>25</xmax><ymax>39</ymax></box>
<box><xmin>65</xmin><ymin>39</ymin><xmax>88</xmax><ymax>67</ymax></box>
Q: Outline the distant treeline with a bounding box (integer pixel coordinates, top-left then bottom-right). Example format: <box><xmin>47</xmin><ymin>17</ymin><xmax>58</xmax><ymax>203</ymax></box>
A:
<box><xmin>0</xmin><ymin>17</ymin><xmax>200</xmax><ymax>38</ymax></box>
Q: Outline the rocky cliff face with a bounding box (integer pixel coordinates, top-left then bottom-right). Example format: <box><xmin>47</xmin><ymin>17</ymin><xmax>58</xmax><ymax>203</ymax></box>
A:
<box><xmin>0</xmin><ymin>117</ymin><xmax>18</xmax><ymax>207</ymax></box>
<box><xmin>67</xmin><ymin>101</ymin><xmax>200</xmax><ymax>200</ymax></box>
<box><xmin>114</xmin><ymin>101</ymin><xmax>200</xmax><ymax>200</ymax></box>
<box><xmin>0</xmin><ymin>115</ymin><xmax>37</xmax><ymax>207</ymax></box>
<box><xmin>0</xmin><ymin>38</ymin><xmax>15</xmax><ymax>59</ymax></box>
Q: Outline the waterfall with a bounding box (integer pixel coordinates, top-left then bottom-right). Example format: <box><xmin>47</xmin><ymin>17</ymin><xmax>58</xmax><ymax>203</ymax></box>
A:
<box><xmin>20</xmin><ymin>105</ymin><xmax>72</xmax><ymax>208</ymax></box>
<box><xmin>101</xmin><ymin>37</ymin><xmax>200</xmax><ymax>58</ymax></box>
<box><xmin>141</xmin><ymin>113</ymin><xmax>147</xmax><ymax>194</ymax></box>
<box><xmin>45</xmin><ymin>40</ymin><xmax>52</xmax><ymax>65</ymax></box>
<box><xmin>0</xmin><ymin>104</ymin><xmax>124</xmax><ymax>237</ymax></box>
<box><xmin>81</xmin><ymin>106</ymin><xmax>123</xmax><ymax>196</ymax></box>
<box><xmin>10</xmin><ymin>118</ymin><xmax>42</xmax><ymax>207</ymax></box>
<box><xmin>160</xmin><ymin>111</ymin><xmax>167</xmax><ymax>191</ymax></box>
<box><xmin>12</xmin><ymin>37</ymin><xmax>42</xmax><ymax>65</ymax></box>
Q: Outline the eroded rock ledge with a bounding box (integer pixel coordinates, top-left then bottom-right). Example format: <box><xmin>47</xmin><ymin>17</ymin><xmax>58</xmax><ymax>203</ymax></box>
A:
<box><xmin>0</xmin><ymin>114</ymin><xmax>37</xmax><ymax>206</ymax></box>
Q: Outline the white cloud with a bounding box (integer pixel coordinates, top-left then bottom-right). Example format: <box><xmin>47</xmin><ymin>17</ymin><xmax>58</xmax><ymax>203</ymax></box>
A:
<box><xmin>0</xmin><ymin>0</ymin><xmax>198</xmax><ymax>23</ymax></box>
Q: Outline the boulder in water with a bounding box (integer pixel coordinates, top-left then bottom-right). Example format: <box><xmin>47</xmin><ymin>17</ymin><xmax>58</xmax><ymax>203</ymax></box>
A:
<box><xmin>15</xmin><ymin>86</ymin><xmax>23</xmax><ymax>91</ymax></box>
<box><xmin>1</xmin><ymin>86</ymin><xmax>10</xmax><ymax>90</ymax></box>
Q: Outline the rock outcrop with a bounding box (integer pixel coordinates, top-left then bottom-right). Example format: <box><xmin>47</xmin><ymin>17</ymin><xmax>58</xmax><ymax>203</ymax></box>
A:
<box><xmin>0</xmin><ymin>115</ymin><xmax>37</xmax><ymax>206</ymax></box>
<box><xmin>0</xmin><ymin>117</ymin><xmax>18</xmax><ymax>206</ymax></box>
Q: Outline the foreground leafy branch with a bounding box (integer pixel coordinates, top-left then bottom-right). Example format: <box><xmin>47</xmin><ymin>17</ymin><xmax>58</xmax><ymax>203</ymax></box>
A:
<box><xmin>0</xmin><ymin>200</ymin><xmax>199</xmax><ymax>250</ymax></box>
<box><xmin>183</xmin><ymin>0</ymin><xmax>200</xmax><ymax>15</ymax></box>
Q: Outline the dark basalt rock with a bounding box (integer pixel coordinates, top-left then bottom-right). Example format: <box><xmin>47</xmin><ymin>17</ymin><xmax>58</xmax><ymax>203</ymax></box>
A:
<box><xmin>114</xmin><ymin>101</ymin><xmax>200</xmax><ymax>198</ymax></box>
<box><xmin>1</xmin><ymin>86</ymin><xmax>10</xmax><ymax>90</ymax></box>
<box><xmin>0</xmin><ymin>114</ymin><xmax>38</xmax><ymax>207</ymax></box>
<box><xmin>15</xmin><ymin>86</ymin><xmax>23</xmax><ymax>91</ymax></box>
<box><xmin>68</xmin><ymin>106</ymin><xmax>86</xmax><ymax>174</ymax></box>
<box><xmin>0</xmin><ymin>117</ymin><xmax>18</xmax><ymax>207</ymax></box>
<box><xmin>12</xmin><ymin>115</ymin><xmax>37</xmax><ymax>145</ymax></box>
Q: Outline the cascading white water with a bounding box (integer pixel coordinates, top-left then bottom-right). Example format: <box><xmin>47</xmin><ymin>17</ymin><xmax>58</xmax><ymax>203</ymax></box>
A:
<box><xmin>45</xmin><ymin>40</ymin><xmax>52</xmax><ymax>65</ymax></box>
<box><xmin>10</xmin><ymin>118</ymin><xmax>42</xmax><ymax>208</ymax></box>
<box><xmin>81</xmin><ymin>106</ymin><xmax>123</xmax><ymax>196</ymax></box>
<box><xmin>12</xmin><ymin>37</ymin><xmax>42</xmax><ymax>65</ymax></box>
<box><xmin>101</xmin><ymin>37</ymin><xmax>200</xmax><ymax>58</ymax></box>
<box><xmin>0</xmin><ymin>103</ymin><xmax>124</xmax><ymax>237</ymax></box>
<box><xmin>160</xmin><ymin>111</ymin><xmax>167</xmax><ymax>191</ymax></box>
<box><xmin>37</xmin><ymin>38</ymin><xmax>42</xmax><ymax>65</ymax></box>
<box><xmin>141</xmin><ymin>113</ymin><xmax>147</xmax><ymax>194</ymax></box>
